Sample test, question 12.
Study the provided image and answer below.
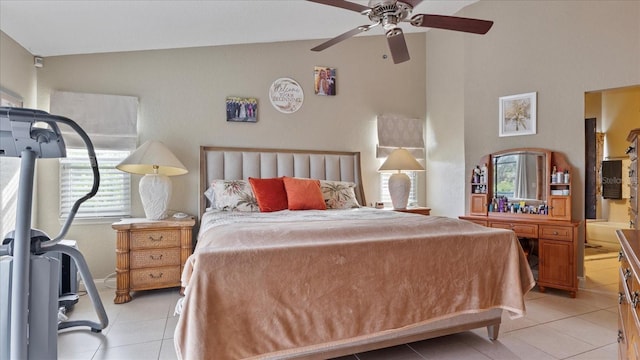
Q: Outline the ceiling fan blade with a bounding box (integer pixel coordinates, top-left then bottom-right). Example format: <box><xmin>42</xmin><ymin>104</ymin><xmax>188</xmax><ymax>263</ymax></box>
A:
<box><xmin>386</xmin><ymin>28</ymin><xmax>410</xmax><ymax>64</ymax></box>
<box><xmin>400</xmin><ymin>0</ymin><xmax>423</xmax><ymax>9</ymax></box>
<box><xmin>410</xmin><ymin>14</ymin><xmax>493</xmax><ymax>34</ymax></box>
<box><xmin>311</xmin><ymin>26</ymin><xmax>369</xmax><ymax>51</ymax></box>
<box><xmin>306</xmin><ymin>0</ymin><xmax>371</xmax><ymax>13</ymax></box>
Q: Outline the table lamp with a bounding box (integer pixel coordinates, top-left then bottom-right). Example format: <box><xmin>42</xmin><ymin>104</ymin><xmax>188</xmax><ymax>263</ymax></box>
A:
<box><xmin>378</xmin><ymin>148</ymin><xmax>424</xmax><ymax>209</ymax></box>
<box><xmin>116</xmin><ymin>140</ymin><xmax>188</xmax><ymax>220</ymax></box>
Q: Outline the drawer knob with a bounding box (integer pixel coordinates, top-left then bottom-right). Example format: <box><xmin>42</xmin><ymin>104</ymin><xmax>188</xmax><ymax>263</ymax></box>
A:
<box><xmin>618</xmin><ymin>330</ymin><xmax>624</xmax><ymax>343</ymax></box>
<box><xmin>619</xmin><ymin>250</ymin><xmax>625</xmax><ymax>261</ymax></box>
<box><xmin>633</xmin><ymin>292</ymin><xmax>640</xmax><ymax>308</ymax></box>
<box><xmin>150</xmin><ymin>254</ymin><xmax>163</xmax><ymax>261</ymax></box>
<box><xmin>552</xmin><ymin>231</ymin><xmax>559</xmax><ymax>235</ymax></box>
<box><xmin>619</xmin><ymin>292</ymin><xmax>626</xmax><ymax>304</ymax></box>
<box><xmin>625</xmin><ymin>268</ymin><xmax>633</xmax><ymax>281</ymax></box>
<box><xmin>149</xmin><ymin>235</ymin><xmax>164</xmax><ymax>242</ymax></box>
<box><xmin>149</xmin><ymin>272</ymin><xmax>163</xmax><ymax>279</ymax></box>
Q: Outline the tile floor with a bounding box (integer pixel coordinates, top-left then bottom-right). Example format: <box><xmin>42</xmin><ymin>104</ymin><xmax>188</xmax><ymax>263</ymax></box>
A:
<box><xmin>58</xmin><ymin>255</ymin><xmax>619</xmax><ymax>360</ymax></box>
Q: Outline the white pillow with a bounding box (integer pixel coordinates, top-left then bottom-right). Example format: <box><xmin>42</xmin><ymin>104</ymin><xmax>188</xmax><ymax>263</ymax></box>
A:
<box><xmin>211</xmin><ymin>180</ymin><xmax>259</xmax><ymax>212</ymax></box>
<box><xmin>319</xmin><ymin>180</ymin><xmax>360</xmax><ymax>209</ymax></box>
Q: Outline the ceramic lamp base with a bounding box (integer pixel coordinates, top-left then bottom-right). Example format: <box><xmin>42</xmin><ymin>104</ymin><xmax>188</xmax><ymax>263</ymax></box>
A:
<box><xmin>388</xmin><ymin>172</ymin><xmax>411</xmax><ymax>209</ymax></box>
<box><xmin>139</xmin><ymin>174</ymin><xmax>171</xmax><ymax>220</ymax></box>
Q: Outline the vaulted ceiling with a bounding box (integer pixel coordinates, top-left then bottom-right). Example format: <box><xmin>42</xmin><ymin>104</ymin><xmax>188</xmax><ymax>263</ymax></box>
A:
<box><xmin>0</xmin><ymin>0</ymin><xmax>476</xmax><ymax>57</ymax></box>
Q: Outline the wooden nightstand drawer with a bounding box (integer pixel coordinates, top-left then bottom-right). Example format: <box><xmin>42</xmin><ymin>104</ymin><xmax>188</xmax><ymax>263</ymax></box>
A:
<box><xmin>130</xmin><ymin>248</ymin><xmax>180</xmax><ymax>269</ymax></box>
<box><xmin>130</xmin><ymin>266</ymin><xmax>181</xmax><ymax>289</ymax></box>
<box><xmin>539</xmin><ymin>225</ymin><xmax>573</xmax><ymax>242</ymax></box>
<box><xmin>490</xmin><ymin>222</ymin><xmax>538</xmax><ymax>238</ymax></box>
<box><xmin>130</xmin><ymin>229</ymin><xmax>180</xmax><ymax>249</ymax></box>
<box><xmin>113</xmin><ymin>217</ymin><xmax>195</xmax><ymax>303</ymax></box>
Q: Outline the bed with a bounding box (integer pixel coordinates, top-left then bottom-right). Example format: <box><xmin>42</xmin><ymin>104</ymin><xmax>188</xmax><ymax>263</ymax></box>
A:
<box><xmin>174</xmin><ymin>146</ymin><xmax>535</xmax><ymax>360</ymax></box>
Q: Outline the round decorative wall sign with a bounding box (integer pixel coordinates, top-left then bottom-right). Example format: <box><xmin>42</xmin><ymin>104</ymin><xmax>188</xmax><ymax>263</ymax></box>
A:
<box><xmin>268</xmin><ymin>78</ymin><xmax>304</xmax><ymax>114</ymax></box>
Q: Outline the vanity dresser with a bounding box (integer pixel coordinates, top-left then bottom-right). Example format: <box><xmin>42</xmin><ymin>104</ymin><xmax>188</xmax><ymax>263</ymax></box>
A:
<box><xmin>617</xmin><ymin>128</ymin><xmax>640</xmax><ymax>359</ymax></box>
<box><xmin>460</xmin><ymin>148</ymin><xmax>580</xmax><ymax>297</ymax></box>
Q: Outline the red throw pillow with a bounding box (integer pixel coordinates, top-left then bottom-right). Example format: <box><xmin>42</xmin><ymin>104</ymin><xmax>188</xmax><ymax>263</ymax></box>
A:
<box><xmin>248</xmin><ymin>177</ymin><xmax>288</xmax><ymax>212</ymax></box>
<box><xmin>282</xmin><ymin>177</ymin><xmax>327</xmax><ymax>210</ymax></box>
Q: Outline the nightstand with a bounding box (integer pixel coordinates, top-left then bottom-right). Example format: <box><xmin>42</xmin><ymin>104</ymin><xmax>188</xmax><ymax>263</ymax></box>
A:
<box><xmin>390</xmin><ymin>207</ymin><xmax>431</xmax><ymax>216</ymax></box>
<box><xmin>112</xmin><ymin>216</ymin><xmax>195</xmax><ymax>304</ymax></box>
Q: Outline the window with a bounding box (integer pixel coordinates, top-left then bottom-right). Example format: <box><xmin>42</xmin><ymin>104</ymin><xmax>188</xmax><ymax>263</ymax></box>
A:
<box><xmin>59</xmin><ymin>148</ymin><xmax>131</xmax><ymax>219</ymax></box>
<box><xmin>50</xmin><ymin>90</ymin><xmax>138</xmax><ymax>220</ymax></box>
<box><xmin>379</xmin><ymin>172</ymin><xmax>418</xmax><ymax>206</ymax></box>
<box><xmin>1</xmin><ymin>157</ymin><xmax>20</xmax><ymax>237</ymax></box>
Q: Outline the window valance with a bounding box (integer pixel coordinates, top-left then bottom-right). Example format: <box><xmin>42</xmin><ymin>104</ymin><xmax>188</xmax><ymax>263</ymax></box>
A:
<box><xmin>50</xmin><ymin>91</ymin><xmax>138</xmax><ymax>150</ymax></box>
<box><xmin>376</xmin><ymin>113</ymin><xmax>425</xmax><ymax>159</ymax></box>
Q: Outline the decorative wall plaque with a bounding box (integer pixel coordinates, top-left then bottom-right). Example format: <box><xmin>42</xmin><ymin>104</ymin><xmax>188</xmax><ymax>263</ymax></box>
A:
<box><xmin>268</xmin><ymin>78</ymin><xmax>304</xmax><ymax>114</ymax></box>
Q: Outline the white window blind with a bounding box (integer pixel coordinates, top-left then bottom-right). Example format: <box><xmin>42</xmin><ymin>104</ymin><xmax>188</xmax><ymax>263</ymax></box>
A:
<box><xmin>379</xmin><ymin>172</ymin><xmax>418</xmax><ymax>206</ymax></box>
<box><xmin>51</xmin><ymin>91</ymin><xmax>138</xmax><ymax>219</ymax></box>
<box><xmin>376</xmin><ymin>113</ymin><xmax>425</xmax><ymax>159</ymax></box>
<box><xmin>60</xmin><ymin>149</ymin><xmax>131</xmax><ymax>218</ymax></box>
<box><xmin>50</xmin><ymin>91</ymin><xmax>138</xmax><ymax>150</ymax></box>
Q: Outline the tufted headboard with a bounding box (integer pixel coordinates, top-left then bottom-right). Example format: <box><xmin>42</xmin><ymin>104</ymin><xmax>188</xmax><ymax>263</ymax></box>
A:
<box><xmin>199</xmin><ymin>146</ymin><xmax>366</xmax><ymax>216</ymax></box>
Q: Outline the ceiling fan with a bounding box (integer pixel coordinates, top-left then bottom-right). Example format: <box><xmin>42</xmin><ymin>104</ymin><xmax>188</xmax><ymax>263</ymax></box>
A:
<box><xmin>308</xmin><ymin>0</ymin><xmax>494</xmax><ymax>64</ymax></box>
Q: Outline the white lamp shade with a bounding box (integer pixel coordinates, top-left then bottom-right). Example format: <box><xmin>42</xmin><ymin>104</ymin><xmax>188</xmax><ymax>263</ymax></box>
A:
<box><xmin>116</xmin><ymin>140</ymin><xmax>188</xmax><ymax>176</ymax></box>
<box><xmin>378</xmin><ymin>148</ymin><xmax>424</xmax><ymax>172</ymax></box>
<box><xmin>378</xmin><ymin>148</ymin><xmax>425</xmax><ymax>210</ymax></box>
<box><xmin>116</xmin><ymin>140</ymin><xmax>188</xmax><ymax>220</ymax></box>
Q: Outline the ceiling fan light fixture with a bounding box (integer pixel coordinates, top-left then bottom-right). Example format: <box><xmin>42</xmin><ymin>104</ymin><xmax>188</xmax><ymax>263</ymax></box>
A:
<box><xmin>382</xmin><ymin>15</ymin><xmax>399</xmax><ymax>30</ymax></box>
<box><xmin>307</xmin><ymin>0</ymin><xmax>493</xmax><ymax>64</ymax></box>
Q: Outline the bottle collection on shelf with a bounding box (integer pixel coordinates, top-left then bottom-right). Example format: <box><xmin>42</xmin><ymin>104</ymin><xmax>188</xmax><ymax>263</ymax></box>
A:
<box><xmin>550</xmin><ymin>166</ymin><xmax>571</xmax><ymax>196</ymax></box>
<box><xmin>471</xmin><ymin>163</ymin><xmax>488</xmax><ymax>193</ymax></box>
<box><xmin>488</xmin><ymin>197</ymin><xmax>548</xmax><ymax>215</ymax></box>
<box><xmin>551</xmin><ymin>166</ymin><xmax>571</xmax><ymax>185</ymax></box>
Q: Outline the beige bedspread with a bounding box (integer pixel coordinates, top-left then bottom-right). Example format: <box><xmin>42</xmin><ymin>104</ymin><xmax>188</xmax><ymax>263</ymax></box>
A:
<box><xmin>175</xmin><ymin>209</ymin><xmax>535</xmax><ymax>359</ymax></box>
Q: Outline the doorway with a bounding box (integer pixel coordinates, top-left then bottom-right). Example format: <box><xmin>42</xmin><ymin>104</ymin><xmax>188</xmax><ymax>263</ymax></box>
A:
<box><xmin>583</xmin><ymin>85</ymin><xmax>640</xmax><ymax>263</ymax></box>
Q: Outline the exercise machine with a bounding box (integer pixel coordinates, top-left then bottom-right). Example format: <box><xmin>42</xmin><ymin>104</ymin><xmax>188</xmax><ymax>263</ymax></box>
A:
<box><xmin>0</xmin><ymin>107</ymin><xmax>109</xmax><ymax>359</ymax></box>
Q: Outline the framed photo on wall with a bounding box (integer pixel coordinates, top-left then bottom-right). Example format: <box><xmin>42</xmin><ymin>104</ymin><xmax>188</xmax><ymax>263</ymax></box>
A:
<box><xmin>499</xmin><ymin>92</ymin><xmax>537</xmax><ymax>137</ymax></box>
<box><xmin>314</xmin><ymin>66</ymin><xmax>336</xmax><ymax>96</ymax></box>
<box><xmin>226</xmin><ymin>96</ymin><xmax>257</xmax><ymax>122</ymax></box>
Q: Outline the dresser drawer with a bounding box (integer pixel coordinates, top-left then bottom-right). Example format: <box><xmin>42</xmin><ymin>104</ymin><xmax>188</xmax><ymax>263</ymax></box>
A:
<box><xmin>130</xmin><ymin>229</ymin><xmax>181</xmax><ymax>249</ymax></box>
<box><xmin>130</xmin><ymin>248</ymin><xmax>180</xmax><ymax>269</ymax></box>
<box><xmin>490</xmin><ymin>222</ymin><xmax>538</xmax><ymax>238</ymax></box>
<box><xmin>130</xmin><ymin>266</ymin><xmax>181</xmax><ymax>289</ymax></box>
<box><xmin>466</xmin><ymin>219</ymin><xmax>488</xmax><ymax>227</ymax></box>
<box><xmin>539</xmin><ymin>225</ymin><xmax>573</xmax><ymax>242</ymax></box>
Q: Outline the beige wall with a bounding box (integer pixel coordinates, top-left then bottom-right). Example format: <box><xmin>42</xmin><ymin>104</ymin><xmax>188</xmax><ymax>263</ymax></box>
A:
<box><xmin>426</xmin><ymin>0</ymin><xmax>639</xmax><ymax>278</ymax></box>
<box><xmin>425</xmin><ymin>28</ymin><xmax>466</xmax><ymax>218</ymax></box>
<box><xmin>602</xmin><ymin>87</ymin><xmax>640</xmax><ymax>159</ymax></box>
<box><xmin>0</xmin><ymin>32</ymin><xmax>36</xmax><ymax>107</ymax></box>
<box><xmin>30</xmin><ymin>35</ymin><xmax>426</xmax><ymax>278</ymax></box>
<box><xmin>0</xmin><ymin>32</ymin><xmax>37</xmax><ymax>238</ymax></box>
<box><xmin>427</xmin><ymin>1</ymin><xmax>640</xmax><ymax>213</ymax></box>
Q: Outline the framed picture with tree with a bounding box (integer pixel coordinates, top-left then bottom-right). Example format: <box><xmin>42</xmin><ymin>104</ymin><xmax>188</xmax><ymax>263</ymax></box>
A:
<box><xmin>499</xmin><ymin>92</ymin><xmax>536</xmax><ymax>137</ymax></box>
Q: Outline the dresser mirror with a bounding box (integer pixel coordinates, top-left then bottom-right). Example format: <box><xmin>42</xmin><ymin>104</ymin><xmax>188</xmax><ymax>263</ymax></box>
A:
<box><xmin>492</xmin><ymin>150</ymin><xmax>547</xmax><ymax>203</ymax></box>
